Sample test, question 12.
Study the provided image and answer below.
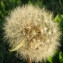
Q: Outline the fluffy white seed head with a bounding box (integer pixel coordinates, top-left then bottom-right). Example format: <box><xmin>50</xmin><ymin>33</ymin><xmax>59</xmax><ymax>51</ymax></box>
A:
<box><xmin>4</xmin><ymin>4</ymin><xmax>60</xmax><ymax>62</ymax></box>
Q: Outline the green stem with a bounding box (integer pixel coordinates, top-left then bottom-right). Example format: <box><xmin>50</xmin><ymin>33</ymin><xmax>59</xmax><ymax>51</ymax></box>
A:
<box><xmin>59</xmin><ymin>0</ymin><xmax>63</xmax><ymax>10</ymax></box>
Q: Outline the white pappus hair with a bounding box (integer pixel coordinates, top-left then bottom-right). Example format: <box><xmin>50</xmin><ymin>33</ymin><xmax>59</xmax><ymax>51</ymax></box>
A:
<box><xmin>4</xmin><ymin>4</ymin><xmax>61</xmax><ymax>62</ymax></box>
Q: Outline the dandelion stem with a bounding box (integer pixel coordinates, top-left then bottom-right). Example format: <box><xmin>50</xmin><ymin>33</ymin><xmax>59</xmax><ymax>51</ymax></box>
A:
<box><xmin>27</xmin><ymin>57</ymin><xmax>32</xmax><ymax>63</ymax></box>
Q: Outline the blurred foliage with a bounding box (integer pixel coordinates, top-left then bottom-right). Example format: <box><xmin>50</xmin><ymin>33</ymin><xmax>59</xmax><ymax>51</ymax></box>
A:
<box><xmin>54</xmin><ymin>14</ymin><xmax>63</xmax><ymax>63</ymax></box>
<box><xmin>0</xmin><ymin>0</ymin><xmax>63</xmax><ymax>63</ymax></box>
<box><xmin>59</xmin><ymin>52</ymin><xmax>63</xmax><ymax>63</ymax></box>
<box><xmin>54</xmin><ymin>14</ymin><xmax>63</xmax><ymax>22</ymax></box>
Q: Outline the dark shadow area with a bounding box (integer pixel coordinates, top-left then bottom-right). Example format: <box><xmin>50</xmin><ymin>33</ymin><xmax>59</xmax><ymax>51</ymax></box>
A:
<box><xmin>26</xmin><ymin>0</ymin><xmax>63</xmax><ymax>16</ymax></box>
<box><xmin>43</xmin><ymin>0</ymin><xmax>63</xmax><ymax>16</ymax></box>
<box><xmin>59</xmin><ymin>15</ymin><xmax>63</xmax><ymax>52</ymax></box>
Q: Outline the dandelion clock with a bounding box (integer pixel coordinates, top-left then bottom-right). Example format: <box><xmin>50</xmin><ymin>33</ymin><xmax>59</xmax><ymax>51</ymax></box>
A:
<box><xmin>4</xmin><ymin>4</ymin><xmax>61</xmax><ymax>63</ymax></box>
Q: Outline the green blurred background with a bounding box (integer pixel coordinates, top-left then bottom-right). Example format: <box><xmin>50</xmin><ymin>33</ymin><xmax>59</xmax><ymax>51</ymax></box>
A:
<box><xmin>0</xmin><ymin>0</ymin><xmax>63</xmax><ymax>63</ymax></box>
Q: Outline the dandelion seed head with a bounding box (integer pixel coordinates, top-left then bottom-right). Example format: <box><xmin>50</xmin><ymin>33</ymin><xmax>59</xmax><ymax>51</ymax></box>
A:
<box><xmin>4</xmin><ymin>4</ymin><xmax>60</xmax><ymax>62</ymax></box>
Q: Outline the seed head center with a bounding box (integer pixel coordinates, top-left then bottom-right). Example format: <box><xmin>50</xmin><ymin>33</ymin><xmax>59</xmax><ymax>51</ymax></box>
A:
<box><xmin>22</xmin><ymin>23</ymin><xmax>43</xmax><ymax>42</ymax></box>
